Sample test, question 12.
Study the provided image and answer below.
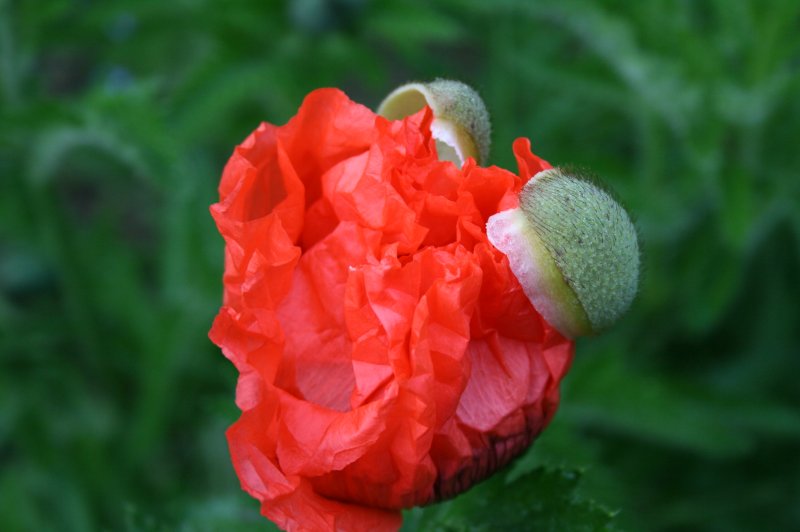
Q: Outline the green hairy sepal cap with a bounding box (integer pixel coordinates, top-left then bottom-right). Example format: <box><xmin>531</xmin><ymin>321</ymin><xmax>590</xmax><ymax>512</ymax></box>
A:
<box><xmin>377</xmin><ymin>79</ymin><xmax>491</xmax><ymax>166</ymax></box>
<box><xmin>487</xmin><ymin>168</ymin><xmax>640</xmax><ymax>338</ymax></box>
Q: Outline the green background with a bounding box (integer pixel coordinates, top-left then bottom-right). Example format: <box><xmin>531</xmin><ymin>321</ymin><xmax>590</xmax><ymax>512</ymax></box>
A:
<box><xmin>2</xmin><ymin>0</ymin><xmax>799</xmax><ymax>530</ymax></box>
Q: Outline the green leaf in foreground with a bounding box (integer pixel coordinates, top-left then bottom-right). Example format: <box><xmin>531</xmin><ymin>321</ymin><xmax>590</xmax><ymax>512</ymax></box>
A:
<box><xmin>403</xmin><ymin>467</ymin><xmax>617</xmax><ymax>532</ymax></box>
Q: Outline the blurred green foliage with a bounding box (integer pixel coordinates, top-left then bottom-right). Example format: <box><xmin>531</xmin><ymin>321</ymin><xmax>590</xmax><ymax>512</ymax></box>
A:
<box><xmin>1</xmin><ymin>0</ymin><xmax>799</xmax><ymax>530</ymax></box>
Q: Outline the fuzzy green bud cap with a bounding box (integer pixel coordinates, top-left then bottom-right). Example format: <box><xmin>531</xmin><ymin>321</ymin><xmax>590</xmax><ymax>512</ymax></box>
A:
<box><xmin>487</xmin><ymin>168</ymin><xmax>639</xmax><ymax>338</ymax></box>
<box><xmin>377</xmin><ymin>79</ymin><xmax>491</xmax><ymax>166</ymax></box>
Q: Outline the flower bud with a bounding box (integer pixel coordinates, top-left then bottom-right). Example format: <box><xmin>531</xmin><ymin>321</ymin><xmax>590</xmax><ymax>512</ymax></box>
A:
<box><xmin>378</xmin><ymin>79</ymin><xmax>491</xmax><ymax>166</ymax></box>
<box><xmin>487</xmin><ymin>168</ymin><xmax>639</xmax><ymax>338</ymax></box>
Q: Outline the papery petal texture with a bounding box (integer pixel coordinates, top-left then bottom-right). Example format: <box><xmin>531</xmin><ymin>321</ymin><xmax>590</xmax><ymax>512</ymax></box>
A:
<box><xmin>209</xmin><ymin>89</ymin><xmax>573</xmax><ymax>531</ymax></box>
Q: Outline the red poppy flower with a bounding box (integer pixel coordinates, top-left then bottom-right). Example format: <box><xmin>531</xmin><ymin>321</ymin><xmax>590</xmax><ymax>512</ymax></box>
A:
<box><xmin>209</xmin><ymin>88</ymin><xmax>573</xmax><ymax>531</ymax></box>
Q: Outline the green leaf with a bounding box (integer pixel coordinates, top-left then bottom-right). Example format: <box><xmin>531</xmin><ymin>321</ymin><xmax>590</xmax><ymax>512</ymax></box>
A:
<box><xmin>404</xmin><ymin>467</ymin><xmax>617</xmax><ymax>532</ymax></box>
<box><xmin>28</xmin><ymin>124</ymin><xmax>151</xmax><ymax>187</ymax></box>
<box><xmin>563</xmin><ymin>347</ymin><xmax>800</xmax><ymax>457</ymax></box>
<box><xmin>367</xmin><ymin>3</ymin><xmax>464</xmax><ymax>49</ymax></box>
